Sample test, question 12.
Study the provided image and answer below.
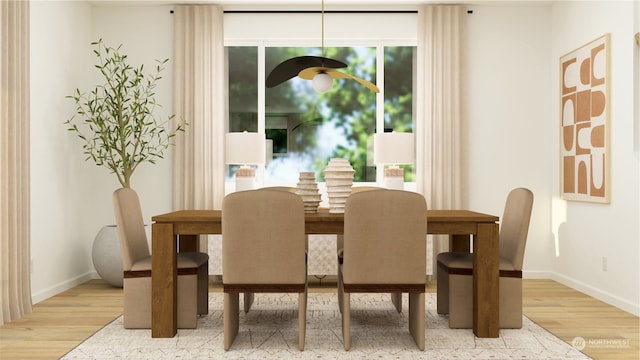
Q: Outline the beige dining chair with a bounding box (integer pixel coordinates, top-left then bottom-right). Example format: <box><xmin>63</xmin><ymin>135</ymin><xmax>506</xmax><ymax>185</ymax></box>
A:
<box><xmin>336</xmin><ymin>186</ymin><xmax>386</xmax><ymax>312</ymax></box>
<box><xmin>235</xmin><ymin>186</ymin><xmax>300</xmax><ymax>313</ymax></box>
<box><xmin>112</xmin><ymin>188</ymin><xmax>209</xmax><ymax>329</ymax></box>
<box><xmin>436</xmin><ymin>187</ymin><xmax>534</xmax><ymax>328</ymax></box>
<box><xmin>338</xmin><ymin>189</ymin><xmax>427</xmax><ymax>350</ymax></box>
<box><xmin>222</xmin><ymin>189</ymin><xmax>308</xmax><ymax>351</ymax></box>
<box><xmin>336</xmin><ymin>186</ymin><xmax>383</xmax><ymax>256</ymax></box>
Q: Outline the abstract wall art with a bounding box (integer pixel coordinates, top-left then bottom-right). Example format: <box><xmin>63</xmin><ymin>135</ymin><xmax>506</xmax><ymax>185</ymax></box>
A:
<box><xmin>560</xmin><ymin>34</ymin><xmax>610</xmax><ymax>203</ymax></box>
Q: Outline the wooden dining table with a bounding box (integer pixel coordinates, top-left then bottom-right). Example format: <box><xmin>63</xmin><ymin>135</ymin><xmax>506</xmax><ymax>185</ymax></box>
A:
<box><xmin>150</xmin><ymin>208</ymin><xmax>500</xmax><ymax>339</ymax></box>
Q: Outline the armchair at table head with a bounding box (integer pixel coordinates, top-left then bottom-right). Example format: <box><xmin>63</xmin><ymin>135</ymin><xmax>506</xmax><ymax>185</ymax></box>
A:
<box><xmin>436</xmin><ymin>187</ymin><xmax>534</xmax><ymax>329</ymax></box>
<box><xmin>222</xmin><ymin>188</ymin><xmax>308</xmax><ymax>351</ymax></box>
<box><xmin>112</xmin><ymin>188</ymin><xmax>209</xmax><ymax>329</ymax></box>
<box><xmin>338</xmin><ymin>189</ymin><xmax>427</xmax><ymax>350</ymax></box>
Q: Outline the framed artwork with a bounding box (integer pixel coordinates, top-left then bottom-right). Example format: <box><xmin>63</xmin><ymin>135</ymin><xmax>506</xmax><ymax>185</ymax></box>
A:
<box><xmin>560</xmin><ymin>34</ymin><xmax>611</xmax><ymax>203</ymax></box>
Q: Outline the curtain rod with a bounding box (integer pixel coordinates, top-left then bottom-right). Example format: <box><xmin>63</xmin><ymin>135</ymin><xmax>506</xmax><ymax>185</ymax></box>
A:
<box><xmin>170</xmin><ymin>10</ymin><xmax>473</xmax><ymax>14</ymax></box>
<box><xmin>223</xmin><ymin>10</ymin><xmax>416</xmax><ymax>14</ymax></box>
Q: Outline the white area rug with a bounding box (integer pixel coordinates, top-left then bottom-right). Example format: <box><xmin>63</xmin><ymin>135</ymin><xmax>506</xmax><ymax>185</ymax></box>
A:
<box><xmin>62</xmin><ymin>292</ymin><xmax>590</xmax><ymax>359</ymax></box>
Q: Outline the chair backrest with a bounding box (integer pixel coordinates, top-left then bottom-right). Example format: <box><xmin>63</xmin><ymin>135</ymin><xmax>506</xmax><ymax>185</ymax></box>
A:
<box><xmin>343</xmin><ymin>189</ymin><xmax>427</xmax><ymax>284</ymax></box>
<box><xmin>261</xmin><ymin>186</ymin><xmax>297</xmax><ymax>193</ymax></box>
<box><xmin>222</xmin><ymin>188</ymin><xmax>306</xmax><ymax>285</ymax></box>
<box><xmin>112</xmin><ymin>188</ymin><xmax>150</xmax><ymax>271</ymax></box>
<box><xmin>351</xmin><ymin>186</ymin><xmax>382</xmax><ymax>194</ymax></box>
<box><xmin>499</xmin><ymin>187</ymin><xmax>534</xmax><ymax>270</ymax></box>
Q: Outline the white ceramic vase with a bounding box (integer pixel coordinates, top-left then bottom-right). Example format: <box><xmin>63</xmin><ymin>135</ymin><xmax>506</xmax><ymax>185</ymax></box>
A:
<box><xmin>92</xmin><ymin>224</ymin><xmax>150</xmax><ymax>288</ymax></box>
<box><xmin>296</xmin><ymin>172</ymin><xmax>321</xmax><ymax>213</ymax></box>
<box><xmin>323</xmin><ymin>158</ymin><xmax>355</xmax><ymax>213</ymax></box>
<box><xmin>92</xmin><ymin>225</ymin><xmax>124</xmax><ymax>287</ymax></box>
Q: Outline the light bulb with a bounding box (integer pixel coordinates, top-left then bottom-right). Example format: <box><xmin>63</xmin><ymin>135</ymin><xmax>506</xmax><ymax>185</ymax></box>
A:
<box><xmin>312</xmin><ymin>72</ymin><xmax>333</xmax><ymax>93</ymax></box>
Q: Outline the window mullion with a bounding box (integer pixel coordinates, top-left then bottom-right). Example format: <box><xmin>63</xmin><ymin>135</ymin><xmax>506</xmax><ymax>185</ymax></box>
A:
<box><xmin>376</xmin><ymin>45</ymin><xmax>385</xmax><ymax>183</ymax></box>
<box><xmin>257</xmin><ymin>44</ymin><xmax>266</xmax><ymax>184</ymax></box>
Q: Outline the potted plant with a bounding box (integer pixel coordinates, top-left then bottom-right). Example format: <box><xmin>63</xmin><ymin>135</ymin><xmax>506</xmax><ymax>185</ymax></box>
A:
<box><xmin>66</xmin><ymin>39</ymin><xmax>186</xmax><ymax>286</ymax></box>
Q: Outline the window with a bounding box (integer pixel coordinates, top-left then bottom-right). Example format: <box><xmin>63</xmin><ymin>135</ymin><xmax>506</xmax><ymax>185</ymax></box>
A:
<box><xmin>227</xmin><ymin>45</ymin><xmax>415</xmax><ymax>184</ymax></box>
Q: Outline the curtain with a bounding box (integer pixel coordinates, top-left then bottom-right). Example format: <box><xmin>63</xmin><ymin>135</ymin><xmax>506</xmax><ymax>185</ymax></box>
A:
<box><xmin>0</xmin><ymin>0</ymin><xmax>33</xmax><ymax>325</ymax></box>
<box><xmin>172</xmin><ymin>5</ymin><xmax>226</xmax><ymax>211</ymax></box>
<box><xmin>416</xmin><ymin>5</ymin><xmax>466</xmax><ymax>275</ymax></box>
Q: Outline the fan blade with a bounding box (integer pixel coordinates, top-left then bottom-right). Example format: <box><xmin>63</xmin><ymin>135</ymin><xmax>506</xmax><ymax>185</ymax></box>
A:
<box><xmin>299</xmin><ymin>67</ymin><xmax>380</xmax><ymax>93</ymax></box>
<box><xmin>298</xmin><ymin>66</ymin><xmax>329</xmax><ymax>80</ymax></box>
<box><xmin>266</xmin><ymin>56</ymin><xmax>347</xmax><ymax>88</ymax></box>
<box><xmin>327</xmin><ymin>69</ymin><xmax>380</xmax><ymax>93</ymax></box>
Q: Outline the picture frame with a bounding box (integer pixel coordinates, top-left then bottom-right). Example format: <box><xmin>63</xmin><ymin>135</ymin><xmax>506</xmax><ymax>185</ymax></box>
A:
<box><xmin>559</xmin><ymin>34</ymin><xmax>611</xmax><ymax>203</ymax></box>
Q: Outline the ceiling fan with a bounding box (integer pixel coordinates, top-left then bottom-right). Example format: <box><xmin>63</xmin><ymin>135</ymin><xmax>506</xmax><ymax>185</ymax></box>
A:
<box><xmin>265</xmin><ymin>0</ymin><xmax>380</xmax><ymax>93</ymax></box>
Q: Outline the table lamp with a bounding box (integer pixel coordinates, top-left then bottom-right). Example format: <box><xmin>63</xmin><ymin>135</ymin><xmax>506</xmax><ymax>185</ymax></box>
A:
<box><xmin>225</xmin><ymin>131</ymin><xmax>266</xmax><ymax>191</ymax></box>
<box><xmin>373</xmin><ymin>132</ymin><xmax>415</xmax><ymax>190</ymax></box>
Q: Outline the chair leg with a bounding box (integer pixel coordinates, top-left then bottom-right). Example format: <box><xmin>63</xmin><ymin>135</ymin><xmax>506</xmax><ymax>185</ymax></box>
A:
<box><xmin>337</xmin><ymin>263</ymin><xmax>344</xmax><ymax>314</ymax></box>
<box><xmin>298</xmin><ymin>291</ymin><xmax>307</xmax><ymax>351</ymax></box>
<box><xmin>224</xmin><ymin>292</ymin><xmax>239</xmax><ymax>351</ymax></box>
<box><xmin>448</xmin><ymin>274</ymin><xmax>473</xmax><ymax>328</ymax></box>
<box><xmin>342</xmin><ymin>292</ymin><xmax>351</xmax><ymax>351</ymax></box>
<box><xmin>391</xmin><ymin>293</ymin><xmax>402</xmax><ymax>313</ymax></box>
<box><xmin>197</xmin><ymin>262</ymin><xmax>209</xmax><ymax>315</ymax></box>
<box><xmin>243</xmin><ymin>292</ymin><xmax>254</xmax><ymax>313</ymax></box>
<box><xmin>409</xmin><ymin>292</ymin><xmax>425</xmax><ymax>350</ymax></box>
<box><xmin>436</xmin><ymin>262</ymin><xmax>449</xmax><ymax>315</ymax></box>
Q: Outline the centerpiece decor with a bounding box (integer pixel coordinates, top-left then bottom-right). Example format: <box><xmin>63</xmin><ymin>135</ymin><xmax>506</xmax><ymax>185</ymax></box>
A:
<box><xmin>323</xmin><ymin>158</ymin><xmax>354</xmax><ymax>213</ymax></box>
<box><xmin>296</xmin><ymin>172</ymin><xmax>321</xmax><ymax>213</ymax></box>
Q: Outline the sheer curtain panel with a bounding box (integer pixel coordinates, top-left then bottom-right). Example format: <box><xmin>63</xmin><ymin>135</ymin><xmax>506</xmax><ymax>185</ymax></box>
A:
<box><xmin>172</xmin><ymin>5</ymin><xmax>226</xmax><ymax>211</ymax></box>
<box><xmin>1</xmin><ymin>0</ymin><xmax>33</xmax><ymax>325</ymax></box>
<box><xmin>416</xmin><ymin>5</ymin><xmax>467</xmax><ymax>275</ymax></box>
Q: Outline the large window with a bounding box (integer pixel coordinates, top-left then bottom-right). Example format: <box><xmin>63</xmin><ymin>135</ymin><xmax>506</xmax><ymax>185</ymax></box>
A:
<box><xmin>228</xmin><ymin>45</ymin><xmax>415</xmax><ymax>184</ymax></box>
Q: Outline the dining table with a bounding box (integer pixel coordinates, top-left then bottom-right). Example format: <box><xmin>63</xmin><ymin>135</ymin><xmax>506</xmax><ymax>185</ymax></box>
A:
<box><xmin>150</xmin><ymin>208</ymin><xmax>500</xmax><ymax>339</ymax></box>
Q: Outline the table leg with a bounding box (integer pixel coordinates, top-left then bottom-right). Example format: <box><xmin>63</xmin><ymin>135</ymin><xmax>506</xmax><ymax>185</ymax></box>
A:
<box><xmin>450</xmin><ymin>234</ymin><xmax>471</xmax><ymax>252</ymax></box>
<box><xmin>152</xmin><ymin>223</ymin><xmax>177</xmax><ymax>338</ymax></box>
<box><xmin>178</xmin><ymin>234</ymin><xmax>199</xmax><ymax>252</ymax></box>
<box><xmin>473</xmin><ymin>222</ymin><xmax>499</xmax><ymax>338</ymax></box>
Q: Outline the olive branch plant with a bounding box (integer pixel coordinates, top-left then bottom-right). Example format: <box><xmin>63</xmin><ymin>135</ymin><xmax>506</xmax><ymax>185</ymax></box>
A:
<box><xmin>65</xmin><ymin>39</ymin><xmax>186</xmax><ymax>188</ymax></box>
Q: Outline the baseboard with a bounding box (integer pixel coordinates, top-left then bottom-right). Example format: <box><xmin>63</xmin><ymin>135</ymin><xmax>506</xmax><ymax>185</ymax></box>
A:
<box><xmin>550</xmin><ymin>272</ymin><xmax>640</xmax><ymax>316</ymax></box>
<box><xmin>31</xmin><ymin>271</ymin><xmax>97</xmax><ymax>304</ymax></box>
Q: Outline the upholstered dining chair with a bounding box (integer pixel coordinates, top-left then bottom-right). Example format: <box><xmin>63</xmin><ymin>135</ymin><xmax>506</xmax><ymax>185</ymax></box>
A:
<box><xmin>112</xmin><ymin>188</ymin><xmax>209</xmax><ymax>329</ymax></box>
<box><xmin>336</xmin><ymin>186</ymin><xmax>383</xmax><ymax>256</ymax></box>
<box><xmin>338</xmin><ymin>189</ymin><xmax>427</xmax><ymax>350</ymax></box>
<box><xmin>436</xmin><ymin>187</ymin><xmax>534</xmax><ymax>329</ymax></box>
<box><xmin>222</xmin><ymin>189</ymin><xmax>308</xmax><ymax>351</ymax></box>
<box><xmin>236</xmin><ymin>186</ymin><xmax>304</xmax><ymax>313</ymax></box>
<box><xmin>336</xmin><ymin>186</ymin><xmax>386</xmax><ymax>312</ymax></box>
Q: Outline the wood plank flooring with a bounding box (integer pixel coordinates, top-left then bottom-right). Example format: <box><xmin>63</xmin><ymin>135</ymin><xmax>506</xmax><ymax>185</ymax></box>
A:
<box><xmin>0</xmin><ymin>279</ymin><xmax>637</xmax><ymax>359</ymax></box>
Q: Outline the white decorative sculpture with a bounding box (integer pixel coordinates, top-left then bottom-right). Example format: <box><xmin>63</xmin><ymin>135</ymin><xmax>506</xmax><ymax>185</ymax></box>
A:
<box><xmin>296</xmin><ymin>172</ymin><xmax>321</xmax><ymax>213</ymax></box>
<box><xmin>323</xmin><ymin>158</ymin><xmax>355</xmax><ymax>214</ymax></box>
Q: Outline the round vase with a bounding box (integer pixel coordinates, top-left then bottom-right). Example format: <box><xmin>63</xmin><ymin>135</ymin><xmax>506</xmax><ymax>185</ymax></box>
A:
<box><xmin>92</xmin><ymin>225</ymin><xmax>124</xmax><ymax>288</ymax></box>
<box><xmin>323</xmin><ymin>158</ymin><xmax>355</xmax><ymax>213</ymax></box>
<box><xmin>92</xmin><ymin>224</ymin><xmax>150</xmax><ymax>288</ymax></box>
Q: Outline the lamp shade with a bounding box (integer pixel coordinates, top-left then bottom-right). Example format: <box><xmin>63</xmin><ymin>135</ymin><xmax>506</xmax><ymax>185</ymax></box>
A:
<box><xmin>225</xmin><ymin>132</ymin><xmax>266</xmax><ymax>165</ymax></box>
<box><xmin>373</xmin><ymin>132</ymin><xmax>415</xmax><ymax>165</ymax></box>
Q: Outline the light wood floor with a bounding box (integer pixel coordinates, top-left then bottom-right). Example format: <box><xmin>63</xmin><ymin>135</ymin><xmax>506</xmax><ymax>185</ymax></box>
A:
<box><xmin>0</xmin><ymin>279</ymin><xmax>638</xmax><ymax>359</ymax></box>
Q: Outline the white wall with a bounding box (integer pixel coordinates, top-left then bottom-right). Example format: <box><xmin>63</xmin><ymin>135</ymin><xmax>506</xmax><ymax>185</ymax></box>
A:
<box><xmin>463</xmin><ymin>3</ymin><xmax>555</xmax><ymax>277</ymax></box>
<box><xmin>463</xmin><ymin>1</ymin><xmax>639</xmax><ymax>315</ymax></box>
<box><xmin>548</xmin><ymin>0</ymin><xmax>639</xmax><ymax>315</ymax></box>
<box><xmin>29</xmin><ymin>1</ymin><xmax>639</xmax><ymax>315</ymax></box>
<box><xmin>30</xmin><ymin>0</ymin><xmax>95</xmax><ymax>303</ymax></box>
<box><xmin>29</xmin><ymin>2</ymin><xmax>175</xmax><ymax>302</ymax></box>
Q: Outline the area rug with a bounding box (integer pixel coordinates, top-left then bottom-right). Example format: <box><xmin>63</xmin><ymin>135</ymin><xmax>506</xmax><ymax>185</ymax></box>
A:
<box><xmin>61</xmin><ymin>292</ymin><xmax>590</xmax><ymax>359</ymax></box>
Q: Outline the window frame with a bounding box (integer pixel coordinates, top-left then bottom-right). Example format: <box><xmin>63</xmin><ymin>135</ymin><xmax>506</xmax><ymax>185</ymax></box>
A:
<box><xmin>224</xmin><ymin>12</ymin><xmax>418</xmax><ymax>191</ymax></box>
